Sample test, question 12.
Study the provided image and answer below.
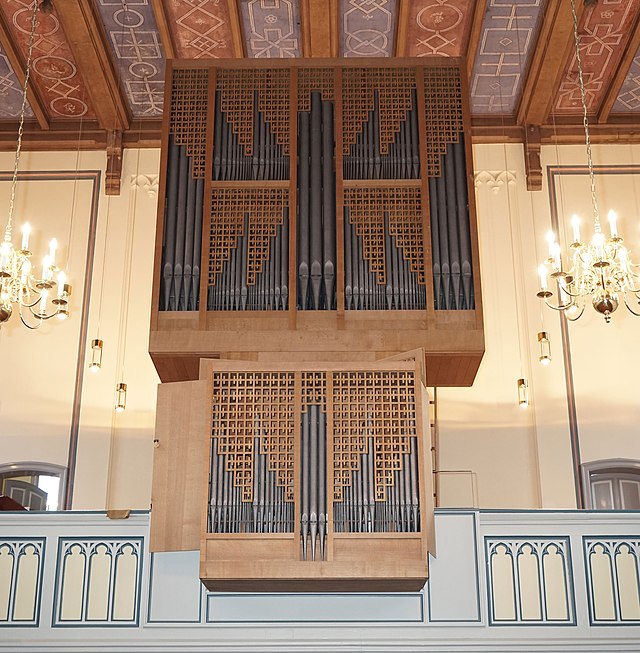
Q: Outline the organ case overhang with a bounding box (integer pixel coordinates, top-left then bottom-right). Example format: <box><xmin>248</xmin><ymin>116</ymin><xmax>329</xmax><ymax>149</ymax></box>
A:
<box><xmin>151</xmin><ymin>355</ymin><xmax>435</xmax><ymax>591</ymax></box>
<box><xmin>149</xmin><ymin>58</ymin><xmax>484</xmax><ymax>387</ymax></box>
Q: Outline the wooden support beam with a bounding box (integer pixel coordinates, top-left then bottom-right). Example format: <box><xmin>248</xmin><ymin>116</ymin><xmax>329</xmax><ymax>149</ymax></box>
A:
<box><xmin>105</xmin><ymin>129</ymin><xmax>123</xmax><ymax>196</ymax></box>
<box><xmin>394</xmin><ymin>0</ymin><xmax>411</xmax><ymax>57</ymax></box>
<box><xmin>301</xmin><ymin>0</ymin><xmax>338</xmax><ymax>57</ymax></box>
<box><xmin>54</xmin><ymin>0</ymin><xmax>130</xmax><ymax>132</ymax></box>
<box><xmin>226</xmin><ymin>0</ymin><xmax>245</xmax><ymax>57</ymax></box>
<box><xmin>149</xmin><ymin>0</ymin><xmax>176</xmax><ymax>59</ymax></box>
<box><xmin>598</xmin><ymin>11</ymin><xmax>640</xmax><ymax>123</ymax></box>
<box><xmin>466</xmin><ymin>0</ymin><xmax>488</xmax><ymax>83</ymax></box>
<box><xmin>0</xmin><ymin>10</ymin><xmax>49</xmax><ymax>130</ymax></box>
<box><xmin>517</xmin><ymin>0</ymin><xmax>586</xmax><ymax>127</ymax></box>
<box><xmin>524</xmin><ymin>124</ymin><xmax>542</xmax><ymax>191</ymax></box>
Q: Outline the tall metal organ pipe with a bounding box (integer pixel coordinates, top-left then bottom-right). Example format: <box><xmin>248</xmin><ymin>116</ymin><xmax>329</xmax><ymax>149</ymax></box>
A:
<box><xmin>160</xmin><ymin>135</ymin><xmax>204</xmax><ymax>311</ymax></box>
<box><xmin>430</xmin><ymin>136</ymin><xmax>474</xmax><ymax>310</ymax></box>
<box><xmin>297</xmin><ymin>91</ymin><xmax>336</xmax><ymax>310</ymax></box>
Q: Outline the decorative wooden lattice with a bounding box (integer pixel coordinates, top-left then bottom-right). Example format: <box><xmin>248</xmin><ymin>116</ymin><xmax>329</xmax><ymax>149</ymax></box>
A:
<box><xmin>344</xmin><ymin>187</ymin><xmax>425</xmax><ymax>284</ymax></box>
<box><xmin>169</xmin><ymin>68</ymin><xmax>209</xmax><ymax>178</ymax></box>
<box><xmin>297</xmin><ymin>68</ymin><xmax>335</xmax><ymax>111</ymax></box>
<box><xmin>342</xmin><ymin>68</ymin><xmax>416</xmax><ymax>155</ymax></box>
<box><xmin>208</xmin><ymin>188</ymin><xmax>288</xmax><ymax>286</ymax></box>
<box><xmin>423</xmin><ymin>67</ymin><xmax>464</xmax><ymax>177</ymax></box>
<box><xmin>332</xmin><ymin>370</ymin><xmax>417</xmax><ymax>502</ymax></box>
<box><xmin>301</xmin><ymin>371</ymin><xmax>327</xmax><ymax>412</ymax></box>
<box><xmin>217</xmin><ymin>68</ymin><xmax>290</xmax><ymax>156</ymax></box>
<box><xmin>212</xmin><ymin>372</ymin><xmax>295</xmax><ymax>502</ymax></box>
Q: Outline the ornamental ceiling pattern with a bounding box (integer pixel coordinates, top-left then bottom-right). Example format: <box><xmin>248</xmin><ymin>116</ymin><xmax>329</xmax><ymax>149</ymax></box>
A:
<box><xmin>340</xmin><ymin>0</ymin><xmax>397</xmax><ymax>57</ymax></box>
<box><xmin>405</xmin><ymin>0</ymin><xmax>474</xmax><ymax>57</ymax></box>
<box><xmin>0</xmin><ymin>47</ymin><xmax>32</xmax><ymax>118</ymax></box>
<box><xmin>0</xmin><ymin>0</ymin><xmax>95</xmax><ymax>118</ymax></box>
<box><xmin>95</xmin><ymin>0</ymin><xmax>165</xmax><ymax>117</ymax></box>
<box><xmin>613</xmin><ymin>49</ymin><xmax>640</xmax><ymax>113</ymax></box>
<box><xmin>469</xmin><ymin>0</ymin><xmax>545</xmax><ymax>115</ymax></box>
<box><xmin>165</xmin><ymin>0</ymin><xmax>235</xmax><ymax>58</ymax></box>
<box><xmin>240</xmin><ymin>0</ymin><xmax>301</xmax><ymax>58</ymax></box>
<box><xmin>555</xmin><ymin>0</ymin><xmax>640</xmax><ymax>113</ymax></box>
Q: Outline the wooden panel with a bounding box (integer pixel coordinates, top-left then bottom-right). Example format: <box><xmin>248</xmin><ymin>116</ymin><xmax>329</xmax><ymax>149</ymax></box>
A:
<box><xmin>150</xmin><ymin>379</ymin><xmax>210</xmax><ymax>552</ymax></box>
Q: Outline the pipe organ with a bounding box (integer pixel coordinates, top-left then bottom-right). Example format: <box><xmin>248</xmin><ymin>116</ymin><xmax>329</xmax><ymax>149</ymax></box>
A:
<box><xmin>150</xmin><ymin>59</ymin><xmax>483</xmax><ymax>590</ymax></box>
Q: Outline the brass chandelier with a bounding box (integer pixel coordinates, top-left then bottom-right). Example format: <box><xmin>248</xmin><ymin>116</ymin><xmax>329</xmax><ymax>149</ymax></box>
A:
<box><xmin>536</xmin><ymin>0</ymin><xmax>640</xmax><ymax>323</ymax></box>
<box><xmin>0</xmin><ymin>1</ymin><xmax>70</xmax><ymax>328</ymax></box>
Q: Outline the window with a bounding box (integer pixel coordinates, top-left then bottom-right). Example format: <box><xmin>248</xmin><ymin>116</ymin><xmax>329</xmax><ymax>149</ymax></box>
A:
<box><xmin>582</xmin><ymin>459</ymin><xmax>640</xmax><ymax>510</ymax></box>
<box><xmin>0</xmin><ymin>462</ymin><xmax>67</xmax><ymax>511</ymax></box>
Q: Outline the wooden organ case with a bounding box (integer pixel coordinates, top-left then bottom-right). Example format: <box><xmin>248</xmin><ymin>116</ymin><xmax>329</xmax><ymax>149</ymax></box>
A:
<box><xmin>150</xmin><ymin>59</ymin><xmax>483</xmax><ymax>591</ymax></box>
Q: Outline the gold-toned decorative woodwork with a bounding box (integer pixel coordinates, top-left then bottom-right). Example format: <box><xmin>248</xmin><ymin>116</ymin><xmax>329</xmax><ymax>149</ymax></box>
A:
<box><xmin>208</xmin><ymin>187</ymin><xmax>289</xmax><ymax>286</ymax></box>
<box><xmin>343</xmin><ymin>186</ymin><xmax>425</xmax><ymax>285</ymax></box>
<box><xmin>151</xmin><ymin>58</ymin><xmax>484</xmax><ymax>390</ymax></box>
<box><xmin>217</xmin><ymin>68</ymin><xmax>291</xmax><ymax>155</ymax></box>
<box><xmin>169</xmin><ymin>68</ymin><xmax>209</xmax><ymax>178</ymax></box>
<box><xmin>341</xmin><ymin>67</ymin><xmax>416</xmax><ymax>155</ymax></box>
<box><xmin>423</xmin><ymin>66</ymin><xmax>464</xmax><ymax>178</ymax></box>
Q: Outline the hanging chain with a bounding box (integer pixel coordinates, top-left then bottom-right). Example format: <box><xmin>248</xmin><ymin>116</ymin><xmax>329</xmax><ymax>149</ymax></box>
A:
<box><xmin>570</xmin><ymin>0</ymin><xmax>600</xmax><ymax>231</ymax></box>
<box><xmin>4</xmin><ymin>0</ymin><xmax>39</xmax><ymax>243</ymax></box>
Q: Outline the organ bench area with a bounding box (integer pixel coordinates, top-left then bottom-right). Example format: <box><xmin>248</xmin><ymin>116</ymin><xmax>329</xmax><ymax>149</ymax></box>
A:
<box><xmin>149</xmin><ymin>59</ymin><xmax>483</xmax><ymax>591</ymax></box>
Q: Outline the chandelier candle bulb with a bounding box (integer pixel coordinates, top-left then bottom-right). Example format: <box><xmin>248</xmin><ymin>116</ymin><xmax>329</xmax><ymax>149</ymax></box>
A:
<box><xmin>48</xmin><ymin>239</ymin><xmax>57</xmax><ymax>267</ymax></box>
<box><xmin>56</xmin><ymin>271</ymin><xmax>65</xmax><ymax>298</ymax></box>
<box><xmin>21</xmin><ymin>223</ymin><xmax>30</xmax><ymax>251</ymax></box>
<box><xmin>571</xmin><ymin>215</ymin><xmax>581</xmax><ymax>245</ymax></box>
<box><xmin>538</xmin><ymin>265</ymin><xmax>548</xmax><ymax>291</ymax></box>
<box><xmin>39</xmin><ymin>289</ymin><xmax>47</xmax><ymax>316</ymax></box>
<box><xmin>546</xmin><ymin>231</ymin><xmax>556</xmax><ymax>259</ymax></box>
<box><xmin>608</xmin><ymin>210</ymin><xmax>619</xmax><ymax>240</ymax></box>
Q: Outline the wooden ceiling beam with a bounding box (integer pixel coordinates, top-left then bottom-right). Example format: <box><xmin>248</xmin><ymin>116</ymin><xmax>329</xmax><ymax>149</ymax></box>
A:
<box><xmin>0</xmin><ymin>10</ymin><xmax>49</xmax><ymax>130</ymax></box>
<box><xmin>598</xmin><ymin>11</ymin><xmax>640</xmax><ymax>123</ymax></box>
<box><xmin>226</xmin><ymin>0</ymin><xmax>245</xmax><ymax>57</ymax></box>
<box><xmin>301</xmin><ymin>0</ymin><xmax>338</xmax><ymax>57</ymax></box>
<box><xmin>394</xmin><ymin>0</ymin><xmax>411</xmax><ymax>57</ymax></box>
<box><xmin>465</xmin><ymin>0</ymin><xmax>488</xmax><ymax>83</ymax></box>
<box><xmin>516</xmin><ymin>0</ymin><xmax>586</xmax><ymax>127</ymax></box>
<box><xmin>54</xmin><ymin>0</ymin><xmax>130</xmax><ymax>132</ymax></box>
<box><xmin>149</xmin><ymin>0</ymin><xmax>176</xmax><ymax>59</ymax></box>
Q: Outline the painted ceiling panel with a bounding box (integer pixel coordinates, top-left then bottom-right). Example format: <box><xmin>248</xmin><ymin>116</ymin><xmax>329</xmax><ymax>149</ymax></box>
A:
<box><xmin>0</xmin><ymin>0</ymin><xmax>95</xmax><ymax>118</ymax></box>
<box><xmin>405</xmin><ymin>0</ymin><xmax>474</xmax><ymax>57</ymax></box>
<box><xmin>95</xmin><ymin>0</ymin><xmax>165</xmax><ymax>118</ymax></box>
<box><xmin>0</xmin><ymin>46</ymin><xmax>33</xmax><ymax>118</ymax></box>
<box><xmin>613</xmin><ymin>49</ymin><xmax>640</xmax><ymax>113</ymax></box>
<box><xmin>555</xmin><ymin>0</ymin><xmax>640</xmax><ymax>114</ymax></box>
<box><xmin>469</xmin><ymin>0</ymin><xmax>545</xmax><ymax>115</ymax></box>
<box><xmin>240</xmin><ymin>0</ymin><xmax>301</xmax><ymax>58</ymax></box>
<box><xmin>165</xmin><ymin>0</ymin><xmax>235</xmax><ymax>58</ymax></box>
<box><xmin>341</xmin><ymin>0</ymin><xmax>398</xmax><ymax>57</ymax></box>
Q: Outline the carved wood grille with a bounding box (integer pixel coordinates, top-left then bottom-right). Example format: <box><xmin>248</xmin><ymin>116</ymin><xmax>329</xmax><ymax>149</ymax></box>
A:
<box><xmin>216</xmin><ymin>68</ymin><xmax>290</xmax><ymax>156</ymax></box>
<box><xmin>211</xmin><ymin>372</ymin><xmax>295</xmax><ymax>502</ymax></box>
<box><xmin>423</xmin><ymin>67</ymin><xmax>464</xmax><ymax>177</ymax></box>
<box><xmin>208</xmin><ymin>188</ymin><xmax>288</xmax><ymax>286</ymax></box>
<box><xmin>301</xmin><ymin>371</ymin><xmax>327</xmax><ymax>412</ymax></box>
<box><xmin>297</xmin><ymin>68</ymin><xmax>335</xmax><ymax>111</ymax></box>
<box><xmin>332</xmin><ymin>370</ymin><xmax>417</xmax><ymax>501</ymax></box>
<box><xmin>344</xmin><ymin>187</ymin><xmax>426</xmax><ymax>285</ymax></box>
<box><xmin>169</xmin><ymin>68</ymin><xmax>209</xmax><ymax>178</ymax></box>
<box><xmin>342</xmin><ymin>68</ymin><xmax>416</xmax><ymax>155</ymax></box>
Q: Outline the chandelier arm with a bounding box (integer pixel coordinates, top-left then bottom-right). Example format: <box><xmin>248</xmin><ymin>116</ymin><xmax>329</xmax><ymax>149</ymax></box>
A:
<box><xmin>622</xmin><ymin>295</ymin><xmax>640</xmax><ymax>317</ymax></box>
<box><xmin>4</xmin><ymin>1</ymin><xmax>39</xmax><ymax>243</ymax></box>
<box><xmin>564</xmin><ymin>305</ymin><xmax>585</xmax><ymax>322</ymax></box>
<box><xmin>542</xmin><ymin>297</ymin><xmax>574</xmax><ymax>312</ymax></box>
<box><xmin>18</xmin><ymin>305</ymin><xmax>42</xmax><ymax>330</ymax></box>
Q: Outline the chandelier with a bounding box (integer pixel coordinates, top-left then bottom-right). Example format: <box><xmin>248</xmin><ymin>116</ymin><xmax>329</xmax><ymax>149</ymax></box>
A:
<box><xmin>0</xmin><ymin>1</ymin><xmax>70</xmax><ymax>328</ymax></box>
<box><xmin>536</xmin><ymin>0</ymin><xmax>640</xmax><ymax>323</ymax></box>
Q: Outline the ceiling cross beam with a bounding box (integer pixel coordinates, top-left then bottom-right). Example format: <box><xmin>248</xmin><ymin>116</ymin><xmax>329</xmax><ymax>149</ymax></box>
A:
<box><xmin>516</xmin><ymin>0</ymin><xmax>586</xmax><ymax>128</ymax></box>
<box><xmin>301</xmin><ymin>0</ymin><xmax>338</xmax><ymax>57</ymax></box>
<box><xmin>0</xmin><ymin>9</ymin><xmax>49</xmax><ymax>130</ymax></box>
<box><xmin>54</xmin><ymin>0</ymin><xmax>130</xmax><ymax>133</ymax></box>
<box><xmin>598</xmin><ymin>10</ymin><xmax>640</xmax><ymax>123</ymax></box>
